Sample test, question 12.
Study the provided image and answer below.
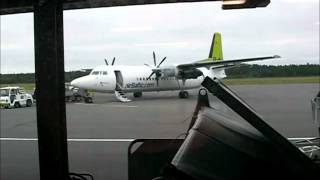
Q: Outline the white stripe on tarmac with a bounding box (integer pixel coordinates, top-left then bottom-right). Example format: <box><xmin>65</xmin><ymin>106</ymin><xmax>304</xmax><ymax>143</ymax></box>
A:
<box><xmin>109</xmin><ymin>105</ymin><xmax>138</xmax><ymax>108</ymax></box>
<box><xmin>0</xmin><ymin>138</ymin><xmax>134</xmax><ymax>142</ymax></box>
<box><xmin>1</xmin><ymin>137</ymin><xmax>316</xmax><ymax>142</ymax></box>
<box><xmin>74</xmin><ymin>103</ymin><xmax>138</xmax><ymax>108</ymax></box>
<box><xmin>0</xmin><ymin>138</ymin><xmax>38</xmax><ymax>141</ymax></box>
<box><xmin>73</xmin><ymin>103</ymin><xmax>98</xmax><ymax>106</ymax></box>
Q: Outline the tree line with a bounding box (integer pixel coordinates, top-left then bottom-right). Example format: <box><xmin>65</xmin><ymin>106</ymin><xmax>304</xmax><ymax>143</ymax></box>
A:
<box><xmin>225</xmin><ymin>64</ymin><xmax>319</xmax><ymax>78</ymax></box>
<box><xmin>0</xmin><ymin>64</ymin><xmax>319</xmax><ymax>84</ymax></box>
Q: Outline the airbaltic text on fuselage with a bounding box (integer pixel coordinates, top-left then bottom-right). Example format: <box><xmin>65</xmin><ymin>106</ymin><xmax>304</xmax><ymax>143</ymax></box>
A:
<box><xmin>125</xmin><ymin>82</ymin><xmax>155</xmax><ymax>89</ymax></box>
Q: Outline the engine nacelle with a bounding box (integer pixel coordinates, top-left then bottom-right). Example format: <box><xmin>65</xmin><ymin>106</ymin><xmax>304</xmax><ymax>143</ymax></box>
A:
<box><xmin>179</xmin><ymin>68</ymin><xmax>203</xmax><ymax>79</ymax></box>
<box><xmin>158</xmin><ymin>66</ymin><xmax>203</xmax><ymax>79</ymax></box>
<box><xmin>159</xmin><ymin>66</ymin><xmax>179</xmax><ymax>78</ymax></box>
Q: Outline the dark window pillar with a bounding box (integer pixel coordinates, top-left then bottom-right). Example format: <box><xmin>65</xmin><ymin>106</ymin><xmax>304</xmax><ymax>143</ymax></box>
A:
<box><xmin>33</xmin><ymin>0</ymin><xmax>69</xmax><ymax>180</ymax></box>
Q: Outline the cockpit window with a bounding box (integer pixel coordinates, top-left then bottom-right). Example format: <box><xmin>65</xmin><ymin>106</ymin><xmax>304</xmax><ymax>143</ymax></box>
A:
<box><xmin>91</xmin><ymin>71</ymin><xmax>99</xmax><ymax>75</ymax></box>
<box><xmin>103</xmin><ymin>71</ymin><xmax>108</xmax><ymax>75</ymax></box>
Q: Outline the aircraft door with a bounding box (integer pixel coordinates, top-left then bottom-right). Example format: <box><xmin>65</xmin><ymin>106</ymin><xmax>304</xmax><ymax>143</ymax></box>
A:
<box><xmin>94</xmin><ymin>71</ymin><xmax>116</xmax><ymax>92</ymax></box>
<box><xmin>114</xmin><ymin>71</ymin><xmax>124</xmax><ymax>90</ymax></box>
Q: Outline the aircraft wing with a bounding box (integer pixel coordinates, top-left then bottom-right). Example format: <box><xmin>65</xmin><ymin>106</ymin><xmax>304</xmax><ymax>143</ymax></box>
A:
<box><xmin>80</xmin><ymin>68</ymin><xmax>93</xmax><ymax>73</ymax></box>
<box><xmin>177</xmin><ymin>55</ymin><xmax>280</xmax><ymax>70</ymax></box>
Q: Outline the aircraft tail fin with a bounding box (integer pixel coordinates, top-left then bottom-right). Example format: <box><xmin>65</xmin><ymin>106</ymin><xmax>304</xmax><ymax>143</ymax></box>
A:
<box><xmin>197</xmin><ymin>33</ymin><xmax>223</xmax><ymax>64</ymax></box>
<box><xmin>209</xmin><ymin>32</ymin><xmax>223</xmax><ymax>61</ymax></box>
<box><xmin>200</xmin><ymin>33</ymin><xmax>226</xmax><ymax>79</ymax></box>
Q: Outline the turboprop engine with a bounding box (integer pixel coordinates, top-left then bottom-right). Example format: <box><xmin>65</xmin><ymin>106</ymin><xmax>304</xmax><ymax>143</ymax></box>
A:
<box><xmin>158</xmin><ymin>66</ymin><xmax>178</xmax><ymax>78</ymax></box>
<box><xmin>178</xmin><ymin>68</ymin><xmax>203</xmax><ymax>79</ymax></box>
<box><xmin>158</xmin><ymin>66</ymin><xmax>203</xmax><ymax>79</ymax></box>
<box><xmin>146</xmin><ymin>52</ymin><xmax>203</xmax><ymax>86</ymax></box>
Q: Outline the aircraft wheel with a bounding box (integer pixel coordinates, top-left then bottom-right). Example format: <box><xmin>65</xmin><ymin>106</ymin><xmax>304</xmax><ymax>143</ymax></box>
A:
<box><xmin>133</xmin><ymin>92</ymin><xmax>142</xmax><ymax>98</ymax></box>
<box><xmin>179</xmin><ymin>91</ymin><xmax>189</xmax><ymax>99</ymax></box>
<box><xmin>183</xmin><ymin>91</ymin><xmax>189</xmax><ymax>98</ymax></box>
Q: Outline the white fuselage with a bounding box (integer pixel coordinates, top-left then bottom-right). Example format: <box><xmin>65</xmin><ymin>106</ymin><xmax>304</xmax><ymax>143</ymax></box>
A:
<box><xmin>70</xmin><ymin>65</ymin><xmax>219</xmax><ymax>93</ymax></box>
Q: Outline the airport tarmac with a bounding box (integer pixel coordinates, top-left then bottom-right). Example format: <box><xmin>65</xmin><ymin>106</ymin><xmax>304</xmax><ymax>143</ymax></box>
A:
<box><xmin>1</xmin><ymin>83</ymin><xmax>319</xmax><ymax>180</ymax></box>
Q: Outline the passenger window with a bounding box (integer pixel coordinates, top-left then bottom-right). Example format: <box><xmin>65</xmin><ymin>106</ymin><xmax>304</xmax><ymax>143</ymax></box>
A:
<box><xmin>103</xmin><ymin>71</ymin><xmax>108</xmax><ymax>75</ymax></box>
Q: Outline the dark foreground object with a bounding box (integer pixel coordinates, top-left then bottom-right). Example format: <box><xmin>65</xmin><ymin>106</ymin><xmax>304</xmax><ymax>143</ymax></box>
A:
<box><xmin>129</xmin><ymin>79</ymin><xmax>319</xmax><ymax>180</ymax></box>
<box><xmin>171</xmin><ymin>107</ymin><xmax>317</xmax><ymax>180</ymax></box>
<box><xmin>128</xmin><ymin>139</ymin><xmax>184</xmax><ymax>180</ymax></box>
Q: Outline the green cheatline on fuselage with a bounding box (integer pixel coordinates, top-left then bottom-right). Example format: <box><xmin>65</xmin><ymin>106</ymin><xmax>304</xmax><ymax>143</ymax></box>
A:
<box><xmin>196</xmin><ymin>32</ymin><xmax>223</xmax><ymax>64</ymax></box>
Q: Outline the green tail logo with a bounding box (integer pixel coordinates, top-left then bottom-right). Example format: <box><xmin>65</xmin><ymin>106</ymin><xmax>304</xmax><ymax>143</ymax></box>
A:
<box><xmin>209</xmin><ymin>32</ymin><xmax>223</xmax><ymax>60</ymax></box>
<box><xmin>197</xmin><ymin>32</ymin><xmax>223</xmax><ymax>63</ymax></box>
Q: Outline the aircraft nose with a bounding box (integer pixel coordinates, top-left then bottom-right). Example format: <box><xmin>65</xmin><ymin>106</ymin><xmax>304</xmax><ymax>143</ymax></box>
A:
<box><xmin>70</xmin><ymin>76</ymin><xmax>93</xmax><ymax>89</ymax></box>
<box><xmin>70</xmin><ymin>78</ymin><xmax>80</xmax><ymax>87</ymax></box>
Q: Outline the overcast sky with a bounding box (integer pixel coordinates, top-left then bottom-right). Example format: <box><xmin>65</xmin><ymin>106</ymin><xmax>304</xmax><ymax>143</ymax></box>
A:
<box><xmin>1</xmin><ymin>0</ymin><xmax>319</xmax><ymax>74</ymax></box>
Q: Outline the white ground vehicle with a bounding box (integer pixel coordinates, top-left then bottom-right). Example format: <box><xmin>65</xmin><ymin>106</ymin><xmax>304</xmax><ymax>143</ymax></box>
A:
<box><xmin>0</xmin><ymin>87</ymin><xmax>33</xmax><ymax>108</ymax></box>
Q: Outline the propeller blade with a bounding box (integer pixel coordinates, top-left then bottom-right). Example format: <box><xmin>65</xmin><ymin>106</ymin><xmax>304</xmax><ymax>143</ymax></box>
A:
<box><xmin>157</xmin><ymin>57</ymin><xmax>167</xmax><ymax>67</ymax></box>
<box><xmin>153</xmin><ymin>51</ymin><xmax>156</xmax><ymax>66</ymax></box>
<box><xmin>147</xmin><ymin>72</ymin><xmax>155</xmax><ymax>80</ymax></box>
<box><xmin>104</xmin><ymin>59</ymin><xmax>108</xmax><ymax>65</ymax></box>
<box><xmin>112</xmin><ymin>57</ymin><xmax>115</xmax><ymax>65</ymax></box>
<box><xmin>144</xmin><ymin>64</ymin><xmax>151</xmax><ymax>67</ymax></box>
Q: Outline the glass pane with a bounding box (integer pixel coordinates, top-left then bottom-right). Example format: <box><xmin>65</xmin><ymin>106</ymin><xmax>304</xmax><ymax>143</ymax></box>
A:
<box><xmin>1</xmin><ymin>13</ymin><xmax>39</xmax><ymax>180</ymax></box>
<box><xmin>2</xmin><ymin>1</ymin><xmax>319</xmax><ymax>180</ymax></box>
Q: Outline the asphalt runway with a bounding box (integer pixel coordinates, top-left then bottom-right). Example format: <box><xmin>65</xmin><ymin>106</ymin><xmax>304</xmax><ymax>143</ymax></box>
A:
<box><xmin>1</xmin><ymin>83</ymin><xmax>319</xmax><ymax>180</ymax></box>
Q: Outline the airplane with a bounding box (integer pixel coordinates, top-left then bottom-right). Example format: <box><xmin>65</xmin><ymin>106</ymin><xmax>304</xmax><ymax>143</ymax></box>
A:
<box><xmin>70</xmin><ymin>33</ymin><xmax>280</xmax><ymax>102</ymax></box>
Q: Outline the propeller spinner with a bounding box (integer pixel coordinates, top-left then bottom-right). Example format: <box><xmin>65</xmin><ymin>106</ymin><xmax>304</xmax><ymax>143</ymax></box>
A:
<box><xmin>145</xmin><ymin>51</ymin><xmax>167</xmax><ymax>86</ymax></box>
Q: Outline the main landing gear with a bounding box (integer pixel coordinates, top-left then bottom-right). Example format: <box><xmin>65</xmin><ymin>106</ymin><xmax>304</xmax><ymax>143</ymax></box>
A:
<box><xmin>133</xmin><ymin>91</ymin><xmax>143</xmax><ymax>98</ymax></box>
<box><xmin>179</xmin><ymin>91</ymin><xmax>189</xmax><ymax>99</ymax></box>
